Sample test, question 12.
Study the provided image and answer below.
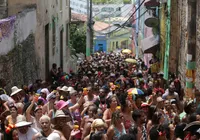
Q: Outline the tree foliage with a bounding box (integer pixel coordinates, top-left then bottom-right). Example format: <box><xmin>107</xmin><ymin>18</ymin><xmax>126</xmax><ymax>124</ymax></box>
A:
<box><xmin>69</xmin><ymin>23</ymin><xmax>86</xmax><ymax>54</ymax></box>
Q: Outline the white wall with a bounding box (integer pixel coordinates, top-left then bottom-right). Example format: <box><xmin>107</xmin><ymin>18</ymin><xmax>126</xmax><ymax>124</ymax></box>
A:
<box><xmin>0</xmin><ymin>9</ymin><xmax>36</xmax><ymax>55</ymax></box>
<box><xmin>15</xmin><ymin>10</ymin><xmax>36</xmax><ymax>44</ymax></box>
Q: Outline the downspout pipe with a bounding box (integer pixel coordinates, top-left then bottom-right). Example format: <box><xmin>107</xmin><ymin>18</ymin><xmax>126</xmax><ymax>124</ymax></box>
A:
<box><xmin>163</xmin><ymin>0</ymin><xmax>171</xmax><ymax>80</ymax></box>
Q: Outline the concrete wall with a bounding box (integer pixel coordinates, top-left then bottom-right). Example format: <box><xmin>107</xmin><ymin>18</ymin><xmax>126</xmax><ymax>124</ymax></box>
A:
<box><xmin>0</xmin><ymin>9</ymin><xmax>38</xmax><ymax>92</ymax></box>
<box><xmin>36</xmin><ymin>0</ymin><xmax>71</xmax><ymax>80</ymax></box>
<box><xmin>7</xmin><ymin>0</ymin><xmax>36</xmax><ymax>16</ymax></box>
<box><xmin>169</xmin><ymin>0</ymin><xmax>179</xmax><ymax>74</ymax></box>
<box><xmin>177</xmin><ymin>0</ymin><xmax>188</xmax><ymax>88</ymax></box>
<box><xmin>195</xmin><ymin>0</ymin><xmax>200</xmax><ymax>91</ymax></box>
<box><xmin>0</xmin><ymin>0</ymin><xmax>7</xmax><ymax>19</ymax></box>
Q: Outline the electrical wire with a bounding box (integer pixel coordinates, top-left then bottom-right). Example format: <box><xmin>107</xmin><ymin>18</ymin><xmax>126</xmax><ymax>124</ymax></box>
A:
<box><xmin>96</xmin><ymin>4</ymin><xmax>133</xmax><ymax>22</ymax></box>
<box><xmin>93</xmin><ymin>0</ymin><xmax>146</xmax><ymax>35</ymax></box>
<box><xmin>93</xmin><ymin>6</ymin><xmax>133</xmax><ymax>30</ymax></box>
<box><xmin>94</xmin><ymin>9</ymin><xmax>148</xmax><ymax>35</ymax></box>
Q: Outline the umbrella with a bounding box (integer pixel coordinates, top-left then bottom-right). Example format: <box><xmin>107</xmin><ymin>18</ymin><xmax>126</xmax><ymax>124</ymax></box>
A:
<box><xmin>184</xmin><ymin>121</ymin><xmax>200</xmax><ymax>132</ymax></box>
<box><xmin>127</xmin><ymin>88</ymin><xmax>144</xmax><ymax>95</ymax></box>
<box><xmin>122</xmin><ymin>49</ymin><xmax>132</xmax><ymax>54</ymax></box>
<box><xmin>125</xmin><ymin>58</ymin><xmax>137</xmax><ymax>64</ymax></box>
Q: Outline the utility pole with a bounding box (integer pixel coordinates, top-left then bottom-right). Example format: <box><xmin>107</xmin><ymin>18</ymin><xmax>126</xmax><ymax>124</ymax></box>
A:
<box><xmin>90</xmin><ymin>0</ymin><xmax>93</xmax><ymax>54</ymax></box>
<box><xmin>86</xmin><ymin>0</ymin><xmax>93</xmax><ymax>57</ymax></box>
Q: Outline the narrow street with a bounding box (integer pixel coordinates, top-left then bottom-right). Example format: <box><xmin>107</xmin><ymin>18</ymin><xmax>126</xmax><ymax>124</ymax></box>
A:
<box><xmin>0</xmin><ymin>0</ymin><xmax>200</xmax><ymax>140</ymax></box>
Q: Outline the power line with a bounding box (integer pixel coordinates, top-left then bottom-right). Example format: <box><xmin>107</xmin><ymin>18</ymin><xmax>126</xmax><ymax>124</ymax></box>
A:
<box><xmin>96</xmin><ymin>4</ymin><xmax>133</xmax><ymax>22</ymax></box>
<box><xmin>94</xmin><ymin>8</ymin><xmax>148</xmax><ymax>35</ymax></box>
<box><xmin>93</xmin><ymin>0</ymin><xmax>146</xmax><ymax>35</ymax></box>
<box><xmin>94</xmin><ymin>6</ymin><xmax>134</xmax><ymax>30</ymax></box>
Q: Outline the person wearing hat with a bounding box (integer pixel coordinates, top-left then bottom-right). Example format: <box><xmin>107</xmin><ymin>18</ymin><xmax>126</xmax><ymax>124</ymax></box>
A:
<box><xmin>59</xmin><ymin>86</ymin><xmax>69</xmax><ymax>101</ymax></box>
<box><xmin>52</xmin><ymin>110</ymin><xmax>71</xmax><ymax>140</ymax></box>
<box><xmin>0</xmin><ymin>94</ymin><xmax>11</xmax><ymax>125</ymax></box>
<box><xmin>25</xmin><ymin>97</ymin><xmax>43</xmax><ymax>131</ymax></box>
<box><xmin>15</xmin><ymin>115</ymin><xmax>37</xmax><ymax>140</ymax></box>
<box><xmin>42</xmin><ymin>92</ymin><xmax>56</xmax><ymax>115</ymax></box>
<box><xmin>10</xmin><ymin>86</ymin><xmax>22</xmax><ymax>103</ymax></box>
<box><xmin>66</xmin><ymin>90</ymin><xmax>78</xmax><ymax>107</ymax></box>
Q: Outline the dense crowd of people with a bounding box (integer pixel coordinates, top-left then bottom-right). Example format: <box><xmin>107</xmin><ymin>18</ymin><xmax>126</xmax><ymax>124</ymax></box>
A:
<box><xmin>0</xmin><ymin>52</ymin><xmax>200</xmax><ymax>140</ymax></box>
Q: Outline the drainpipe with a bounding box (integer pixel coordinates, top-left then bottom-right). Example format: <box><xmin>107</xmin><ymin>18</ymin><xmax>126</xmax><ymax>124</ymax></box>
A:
<box><xmin>163</xmin><ymin>0</ymin><xmax>171</xmax><ymax>80</ymax></box>
<box><xmin>185</xmin><ymin>0</ymin><xmax>197</xmax><ymax>99</ymax></box>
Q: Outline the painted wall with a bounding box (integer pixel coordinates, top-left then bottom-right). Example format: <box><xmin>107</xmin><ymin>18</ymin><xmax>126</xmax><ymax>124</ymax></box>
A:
<box><xmin>136</xmin><ymin>0</ymin><xmax>154</xmax><ymax>66</ymax></box>
<box><xmin>94</xmin><ymin>40</ymin><xmax>107</xmax><ymax>52</ymax></box>
<box><xmin>108</xmin><ymin>28</ymin><xmax>131</xmax><ymax>52</ymax></box>
<box><xmin>36</xmin><ymin>0</ymin><xmax>71</xmax><ymax>80</ymax></box>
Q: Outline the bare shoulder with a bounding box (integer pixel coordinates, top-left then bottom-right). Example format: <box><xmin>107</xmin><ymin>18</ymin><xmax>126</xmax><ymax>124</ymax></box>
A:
<box><xmin>107</xmin><ymin>125</ymin><xmax>114</xmax><ymax>132</ymax></box>
<box><xmin>84</xmin><ymin>135</ymin><xmax>90</xmax><ymax>140</ymax></box>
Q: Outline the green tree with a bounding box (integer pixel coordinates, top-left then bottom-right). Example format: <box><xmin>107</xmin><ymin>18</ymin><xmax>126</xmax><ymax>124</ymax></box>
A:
<box><xmin>70</xmin><ymin>23</ymin><xmax>86</xmax><ymax>54</ymax></box>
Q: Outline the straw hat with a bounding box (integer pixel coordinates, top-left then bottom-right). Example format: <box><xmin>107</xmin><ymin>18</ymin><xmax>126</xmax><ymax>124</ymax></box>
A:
<box><xmin>51</xmin><ymin>110</ymin><xmax>67</xmax><ymax>125</ymax></box>
<box><xmin>15</xmin><ymin>115</ymin><xmax>32</xmax><ymax>128</ymax></box>
<box><xmin>60</xmin><ymin>86</ymin><xmax>68</xmax><ymax>92</ymax></box>
<box><xmin>10</xmin><ymin>86</ymin><xmax>22</xmax><ymax>97</ymax></box>
<box><xmin>69</xmin><ymin>90</ymin><xmax>77</xmax><ymax>96</ymax></box>
<box><xmin>67</xmin><ymin>87</ymin><xmax>74</xmax><ymax>92</ymax></box>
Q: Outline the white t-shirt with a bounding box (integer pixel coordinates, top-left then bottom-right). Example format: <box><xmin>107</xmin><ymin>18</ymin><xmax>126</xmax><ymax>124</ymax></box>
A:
<box><xmin>18</xmin><ymin>127</ymin><xmax>38</xmax><ymax>140</ymax></box>
<box><xmin>47</xmin><ymin>133</ymin><xmax>61</xmax><ymax>140</ymax></box>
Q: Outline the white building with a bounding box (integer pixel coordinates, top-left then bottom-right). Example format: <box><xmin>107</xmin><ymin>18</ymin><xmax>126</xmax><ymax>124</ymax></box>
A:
<box><xmin>70</xmin><ymin>0</ymin><xmax>132</xmax><ymax>19</ymax></box>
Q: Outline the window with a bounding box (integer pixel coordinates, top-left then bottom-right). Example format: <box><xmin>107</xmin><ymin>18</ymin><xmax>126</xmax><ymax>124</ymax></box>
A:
<box><xmin>66</xmin><ymin>0</ymin><xmax>68</xmax><ymax>6</ymax></box>
<box><xmin>60</xmin><ymin>0</ymin><xmax>62</xmax><ymax>11</ymax></box>
<box><xmin>113</xmin><ymin>42</ymin><xmax>115</xmax><ymax>48</ymax></box>
<box><xmin>116</xmin><ymin>7</ymin><xmax>121</xmax><ymax>11</ymax></box>
<box><xmin>52</xmin><ymin>19</ymin><xmax>56</xmax><ymax>55</ymax></box>
<box><xmin>116</xmin><ymin>41</ymin><xmax>118</xmax><ymax>48</ymax></box>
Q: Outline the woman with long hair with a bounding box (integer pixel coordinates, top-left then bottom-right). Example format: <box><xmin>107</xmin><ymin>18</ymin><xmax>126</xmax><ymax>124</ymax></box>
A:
<box><xmin>107</xmin><ymin>110</ymin><xmax>126</xmax><ymax>140</ymax></box>
<box><xmin>25</xmin><ymin>98</ymin><xmax>43</xmax><ymax>131</ymax></box>
<box><xmin>103</xmin><ymin>95</ymin><xmax>119</xmax><ymax>126</ymax></box>
<box><xmin>119</xmin><ymin>94</ymin><xmax>133</xmax><ymax>133</ymax></box>
<box><xmin>5</xmin><ymin>104</ymin><xmax>22</xmax><ymax>129</ymax></box>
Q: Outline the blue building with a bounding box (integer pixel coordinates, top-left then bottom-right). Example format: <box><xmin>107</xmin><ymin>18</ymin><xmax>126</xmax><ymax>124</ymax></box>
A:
<box><xmin>94</xmin><ymin>35</ymin><xmax>107</xmax><ymax>52</ymax></box>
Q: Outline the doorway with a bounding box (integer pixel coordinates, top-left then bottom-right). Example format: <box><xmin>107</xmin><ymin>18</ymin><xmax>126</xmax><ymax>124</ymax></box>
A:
<box><xmin>60</xmin><ymin>29</ymin><xmax>63</xmax><ymax>69</ymax></box>
<box><xmin>45</xmin><ymin>24</ymin><xmax>49</xmax><ymax>81</ymax></box>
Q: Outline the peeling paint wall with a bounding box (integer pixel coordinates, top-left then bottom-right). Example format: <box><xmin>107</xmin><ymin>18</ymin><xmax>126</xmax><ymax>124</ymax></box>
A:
<box><xmin>0</xmin><ymin>9</ymin><xmax>38</xmax><ymax>92</ymax></box>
